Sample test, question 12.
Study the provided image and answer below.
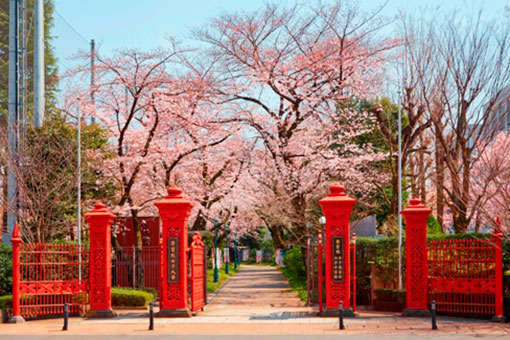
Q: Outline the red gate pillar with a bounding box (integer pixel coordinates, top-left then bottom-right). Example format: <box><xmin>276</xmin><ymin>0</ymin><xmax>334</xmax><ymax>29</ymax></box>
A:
<box><xmin>492</xmin><ymin>217</ymin><xmax>505</xmax><ymax>322</ymax></box>
<box><xmin>85</xmin><ymin>202</ymin><xmax>116</xmax><ymax>318</ymax></box>
<box><xmin>402</xmin><ymin>198</ymin><xmax>431</xmax><ymax>317</ymax></box>
<box><xmin>154</xmin><ymin>186</ymin><xmax>194</xmax><ymax>317</ymax></box>
<box><xmin>318</xmin><ymin>183</ymin><xmax>356</xmax><ymax>316</ymax></box>
<box><xmin>9</xmin><ymin>223</ymin><xmax>25</xmax><ymax>323</ymax></box>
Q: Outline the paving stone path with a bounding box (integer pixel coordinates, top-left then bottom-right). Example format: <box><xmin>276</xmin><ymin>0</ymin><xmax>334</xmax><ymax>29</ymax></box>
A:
<box><xmin>202</xmin><ymin>264</ymin><xmax>313</xmax><ymax>319</ymax></box>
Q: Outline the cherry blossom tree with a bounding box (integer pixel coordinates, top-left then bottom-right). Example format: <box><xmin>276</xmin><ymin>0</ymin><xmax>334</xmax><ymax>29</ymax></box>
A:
<box><xmin>194</xmin><ymin>1</ymin><xmax>396</xmax><ymax>246</ymax></box>
<box><xmin>62</xmin><ymin>46</ymin><xmax>264</xmax><ymax>249</ymax></box>
<box><xmin>471</xmin><ymin>132</ymin><xmax>510</xmax><ymax>236</ymax></box>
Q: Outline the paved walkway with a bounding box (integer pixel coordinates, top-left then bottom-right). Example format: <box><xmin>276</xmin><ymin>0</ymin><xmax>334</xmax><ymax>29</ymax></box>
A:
<box><xmin>201</xmin><ymin>264</ymin><xmax>311</xmax><ymax>319</ymax></box>
<box><xmin>1</xmin><ymin>264</ymin><xmax>510</xmax><ymax>337</ymax></box>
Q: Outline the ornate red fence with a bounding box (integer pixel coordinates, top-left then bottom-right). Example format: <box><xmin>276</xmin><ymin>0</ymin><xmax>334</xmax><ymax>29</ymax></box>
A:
<box><xmin>19</xmin><ymin>243</ymin><xmax>89</xmax><ymax>318</ymax></box>
<box><xmin>190</xmin><ymin>232</ymin><xmax>205</xmax><ymax>312</ymax></box>
<box><xmin>427</xmin><ymin>234</ymin><xmax>503</xmax><ymax>318</ymax></box>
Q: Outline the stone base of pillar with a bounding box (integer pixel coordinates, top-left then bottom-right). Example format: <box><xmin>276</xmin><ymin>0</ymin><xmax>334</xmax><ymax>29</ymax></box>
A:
<box><xmin>8</xmin><ymin>315</ymin><xmax>25</xmax><ymax>323</ymax></box>
<box><xmin>321</xmin><ymin>308</ymin><xmax>356</xmax><ymax>317</ymax></box>
<box><xmin>157</xmin><ymin>308</ymin><xmax>192</xmax><ymax>318</ymax></box>
<box><xmin>402</xmin><ymin>308</ymin><xmax>431</xmax><ymax>317</ymax></box>
<box><xmin>87</xmin><ymin>309</ymin><xmax>117</xmax><ymax>318</ymax></box>
<box><xmin>491</xmin><ymin>315</ymin><xmax>507</xmax><ymax>323</ymax></box>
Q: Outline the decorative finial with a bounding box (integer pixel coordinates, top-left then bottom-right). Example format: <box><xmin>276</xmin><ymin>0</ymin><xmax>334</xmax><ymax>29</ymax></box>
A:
<box><xmin>166</xmin><ymin>185</ymin><xmax>183</xmax><ymax>199</ymax></box>
<box><xmin>328</xmin><ymin>183</ymin><xmax>346</xmax><ymax>197</ymax></box>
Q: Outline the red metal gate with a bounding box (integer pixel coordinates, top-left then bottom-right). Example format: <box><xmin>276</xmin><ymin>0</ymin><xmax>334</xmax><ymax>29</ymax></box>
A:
<box><xmin>19</xmin><ymin>243</ymin><xmax>89</xmax><ymax>318</ymax></box>
<box><xmin>190</xmin><ymin>232</ymin><xmax>205</xmax><ymax>312</ymax></box>
<box><xmin>427</xmin><ymin>231</ymin><xmax>503</xmax><ymax>318</ymax></box>
<box><xmin>112</xmin><ymin>246</ymin><xmax>159</xmax><ymax>290</ymax></box>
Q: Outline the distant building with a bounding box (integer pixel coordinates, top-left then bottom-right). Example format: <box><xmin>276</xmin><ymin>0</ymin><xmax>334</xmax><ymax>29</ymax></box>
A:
<box><xmin>351</xmin><ymin>215</ymin><xmax>377</xmax><ymax>238</ymax></box>
<box><xmin>490</xmin><ymin>85</ymin><xmax>510</xmax><ymax>133</ymax></box>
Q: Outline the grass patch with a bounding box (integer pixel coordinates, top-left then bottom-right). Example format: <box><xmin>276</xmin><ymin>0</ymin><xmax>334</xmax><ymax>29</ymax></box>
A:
<box><xmin>0</xmin><ymin>295</ymin><xmax>12</xmax><ymax>309</ymax></box>
<box><xmin>278</xmin><ymin>266</ymin><xmax>307</xmax><ymax>302</ymax></box>
<box><xmin>111</xmin><ymin>287</ymin><xmax>154</xmax><ymax>307</ymax></box>
<box><xmin>207</xmin><ymin>263</ymin><xmax>241</xmax><ymax>292</ymax></box>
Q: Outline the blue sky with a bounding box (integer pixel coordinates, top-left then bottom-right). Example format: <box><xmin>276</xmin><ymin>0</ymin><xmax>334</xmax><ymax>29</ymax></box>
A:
<box><xmin>52</xmin><ymin>0</ymin><xmax>509</xmax><ymax>71</ymax></box>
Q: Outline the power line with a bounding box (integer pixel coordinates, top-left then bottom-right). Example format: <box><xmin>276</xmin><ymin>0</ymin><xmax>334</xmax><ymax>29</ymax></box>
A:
<box><xmin>54</xmin><ymin>8</ymin><xmax>89</xmax><ymax>44</ymax></box>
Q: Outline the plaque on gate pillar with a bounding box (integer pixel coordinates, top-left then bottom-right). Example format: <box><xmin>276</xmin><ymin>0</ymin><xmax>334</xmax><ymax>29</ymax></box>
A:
<box><xmin>167</xmin><ymin>238</ymin><xmax>179</xmax><ymax>283</ymax></box>
<box><xmin>319</xmin><ymin>183</ymin><xmax>356</xmax><ymax>317</ymax></box>
<box><xmin>154</xmin><ymin>186</ymin><xmax>194</xmax><ymax>318</ymax></box>
<box><xmin>332</xmin><ymin>236</ymin><xmax>344</xmax><ymax>282</ymax></box>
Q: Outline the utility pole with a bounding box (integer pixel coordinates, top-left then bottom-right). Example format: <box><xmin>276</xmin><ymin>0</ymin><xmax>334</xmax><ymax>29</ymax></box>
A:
<box><xmin>397</xmin><ymin>91</ymin><xmax>403</xmax><ymax>291</ymax></box>
<box><xmin>90</xmin><ymin>39</ymin><xmax>95</xmax><ymax>124</ymax></box>
<box><xmin>33</xmin><ymin>0</ymin><xmax>45</xmax><ymax>127</ymax></box>
<box><xmin>4</xmin><ymin>0</ymin><xmax>19</xmax><ymax>245</ymax></box>
<box><xmin>18</xmin><ymin>0</ymin><xmax>26</xmax><ymax>141</ymax></box>
<box><xmin>77</xmin><ymin>98</ymin><xmax>82</xmax><ymax>279</ymax></box>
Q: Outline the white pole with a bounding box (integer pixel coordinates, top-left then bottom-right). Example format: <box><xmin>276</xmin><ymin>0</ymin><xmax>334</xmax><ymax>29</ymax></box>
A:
<box><xmin>90</xmin><ymin>39</ymin><xmax>95</xmax><ymax>124</ymax></box>
<box><xmin>397</xmin><ymin>92</ymin><xmax>403</xmax><ymax>291</ymax></box>
<box><xmin>5</xmin><ymin>0</ymin><xmax>18</xmax><ymax>245</ymax></box>
<box><xmin>77</xmin><ymin>98</ymin><xmax>82</xmax><ymax>280</ymax></box>
<box><xmin>33</xmin><ymin>0</ymin><xmax>44</xmax><ymax>127</ymax></box>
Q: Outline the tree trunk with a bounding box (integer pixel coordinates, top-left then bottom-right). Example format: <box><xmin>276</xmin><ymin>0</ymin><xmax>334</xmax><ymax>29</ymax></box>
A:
<box><xmin>434</xmin><ymin>128</ymin><xmax>445</xmax><ymax>229</ymax></box>
<box><xmin>130</xmin><ymin>208</ymin><xmax>145</xmax><ymax>289</ymax></box>
<box><xmin>268</xmin><ymin>224</ymin><xmax>286</xmax><ymax>249</ymax></box>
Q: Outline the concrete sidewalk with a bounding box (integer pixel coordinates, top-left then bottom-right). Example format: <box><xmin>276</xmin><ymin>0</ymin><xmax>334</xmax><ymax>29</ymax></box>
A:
<box><xmin>1</xmin><ymin>265</ymin><xmax>509</xmax><ymax>337</ymax></box>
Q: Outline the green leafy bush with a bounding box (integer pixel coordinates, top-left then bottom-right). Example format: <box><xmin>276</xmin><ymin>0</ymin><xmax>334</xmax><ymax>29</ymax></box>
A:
<box><xmin>140</xmin><ymin>287</ymin><xmax>158</xmax><ymax>298</ymax></box>
<box><xmin>0</xmin><ymin>244</ymin><xmax>12</xmax><ymax>296</ymax></box>
<box><xmin>0</xmin><ymin>295</ymin><xmax>12</xmax><ymax>309</ymax></box>
<box><xmin>282</xmin><ymin>247</ymin><xmax>306</xmax><ymax>279</ymax></box>
<box><xmin>111</xmin><ymin>287</ymin><xmax>154</xmax><ymax>307</ymax></box>
<box><xmin>427</xmin><ymin>214</ymin><xmax>442</xmax><ymax>234</ymax></box>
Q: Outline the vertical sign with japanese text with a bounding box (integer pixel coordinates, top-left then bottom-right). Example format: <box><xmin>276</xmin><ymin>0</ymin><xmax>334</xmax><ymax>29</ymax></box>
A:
<box><xmin>332</xmin><ymin>236</ymin><xmax>344</xmax><ymax>282</ymax></box>
<box><xmin>167</xmin><ymin>237</ymin><xmax>179</xmax><ymax>283</ymax></box>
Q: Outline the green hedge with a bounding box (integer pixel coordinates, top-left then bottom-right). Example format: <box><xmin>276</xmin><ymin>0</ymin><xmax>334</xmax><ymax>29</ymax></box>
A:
<box><xmin>0</xmin><ymin>295</ymin><xmax>12</xmax><ymax>309</ymax></box>
<box><xmin>0</xmin><ymin>244</ymin><xmax>12</xmax><ymax>296</ymax></box>
<box><xmin>111</xmin><ymin>287</ymin><xmax>154</xmax><ymax>307</ymax></box>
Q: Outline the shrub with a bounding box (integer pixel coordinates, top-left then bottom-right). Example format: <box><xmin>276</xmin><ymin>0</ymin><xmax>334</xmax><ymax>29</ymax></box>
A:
<box><xmin>0</xmin><ymin>244</ymin><xmax>12</xmax><ymax>296</ymax></box>
<box><xmin>0</xmin><ymin>295</ymin><xmax>12</xmax><ymax>309</ymax></box>
<box><xmin>427</xmin><ymin>214</ymin><xmax>442</xmax><ymax>234</ymax></box>
<box><xmin>140</xmin><ymin>287</ymin><xmax>158</xmax><ymax>298</ymax></box>
<box><xmin>282</xmin><ymin>247</ymin><xmax>306</xmax><ymax>279</ymax></box>
<box><xmin>111</xmin><ymin>287</ymin><xmax>154</xmax><ymax>307</ymax></box>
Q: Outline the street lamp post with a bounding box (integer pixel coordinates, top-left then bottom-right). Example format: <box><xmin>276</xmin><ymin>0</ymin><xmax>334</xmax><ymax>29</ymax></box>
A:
<box><xmin>213</xmin><ymin>219</ymin><xmax>219</xmax><ymax>283</ymax></box>
<box><xmin>233</xmin><ymin>237</ymin><xmax>239</xmax><ymax>270</ymax></box>
<box><xmin>397</xmin><ymin>91</ymin><xmax>403</xmax><ymax>291</ymax></box>
<box><xmin>225</xmin><ymin>222</ymin><xmax>230</xmax><ymax>275</ymax></box>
